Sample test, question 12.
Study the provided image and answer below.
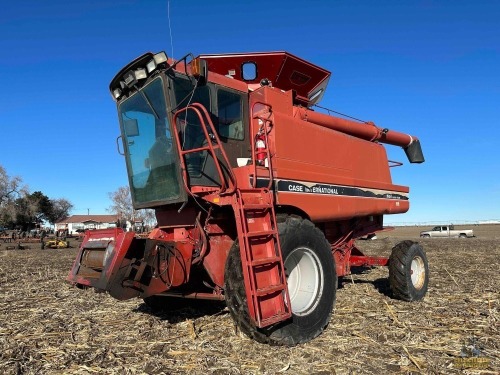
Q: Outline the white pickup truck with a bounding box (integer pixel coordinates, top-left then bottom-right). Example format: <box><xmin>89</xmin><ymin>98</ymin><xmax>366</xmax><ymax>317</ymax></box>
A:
<box><xmin>420</xmin><ymin>225</ymin><xmax>474</xmax><ymax>238</ymax></box>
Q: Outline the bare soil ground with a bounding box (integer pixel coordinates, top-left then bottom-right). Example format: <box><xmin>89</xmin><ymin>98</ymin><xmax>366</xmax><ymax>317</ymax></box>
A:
<box><xmin>1</xmin><ymin>225</ymin><xmax>498</xmax><ymax>374</ymax></box>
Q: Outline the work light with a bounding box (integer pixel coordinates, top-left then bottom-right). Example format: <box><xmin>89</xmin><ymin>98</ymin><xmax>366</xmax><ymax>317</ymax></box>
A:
<box><xmin>146</xmin><ymin>59</ymin><xmax>156</xmax><ymax>73</ymax></box>
<box><xmin>123</xmin><ymin>71</ymin><xmax>136</xmax><ymax>88</ymax></box>
<box><xmin>134</xmin><ymin>68</ymin><xmax>147</xmax><ymax>80</ymax></box>
<box><xmin>153</xmin><ymin>52</ymin><xmax>168</xmax><ymax>65</ymax></box>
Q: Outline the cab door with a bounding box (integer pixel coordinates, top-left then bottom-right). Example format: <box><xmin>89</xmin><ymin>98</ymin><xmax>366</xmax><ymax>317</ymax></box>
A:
<box><xmin>438</xmin><ymin>226</ymin><xmax>447</xmax><ymax>238</ymax></box>
<box><xmin>214</xmin><ymin>87</ymin><xmax>250</xmax><ymax>167</ymax></box>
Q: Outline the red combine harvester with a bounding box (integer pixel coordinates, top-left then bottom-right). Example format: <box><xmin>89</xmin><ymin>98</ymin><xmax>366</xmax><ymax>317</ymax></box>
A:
<box><xmin>68</xmin><ymin>51</ymin><xmax>428</xmax><ymax>345</ymax></box>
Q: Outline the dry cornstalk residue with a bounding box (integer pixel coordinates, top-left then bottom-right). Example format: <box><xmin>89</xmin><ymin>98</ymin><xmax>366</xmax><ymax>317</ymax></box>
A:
<box><xmin>0</xmin><ymin>225</ymin><xmax>499</xmax><ymax>374</ymax></box>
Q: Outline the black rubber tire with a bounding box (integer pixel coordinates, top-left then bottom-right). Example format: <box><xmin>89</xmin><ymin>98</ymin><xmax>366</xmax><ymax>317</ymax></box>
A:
<box><xmin>224</xmin><ymin>216</ymin><xmax>336</xmax><ymax>346</ymax></box>
<box><xmin>388</xmin><ymin>240</ymin><xmax>429</xmax><ymax>301</ymax></box>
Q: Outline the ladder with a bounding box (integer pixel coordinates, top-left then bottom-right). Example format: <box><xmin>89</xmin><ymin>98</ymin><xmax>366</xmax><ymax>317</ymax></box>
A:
<box><xmin>233</xmin><ymin>188</ymin><xmax>292</xmax><ymax>328</ymax></box>
<box><xmin>173</xmin><ymin>102</ymin><xmax>291</xmax><ymax>327</ymax></box>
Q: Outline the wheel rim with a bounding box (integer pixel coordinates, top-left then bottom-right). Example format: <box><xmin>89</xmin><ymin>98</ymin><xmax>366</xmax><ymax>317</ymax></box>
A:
<box><xmin>410</xmin><ymin>256</ymin><xmax>426</xmax><ymax>289</ymax></box>
<box><xmin>285</xmin><ymin>247</ymin><xmax>323</xmax><ymax>316</ymax></box>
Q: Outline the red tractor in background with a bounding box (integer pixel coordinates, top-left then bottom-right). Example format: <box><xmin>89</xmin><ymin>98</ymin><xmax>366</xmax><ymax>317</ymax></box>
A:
<box><xmin>67</xmin><ymin>51</ymin><xmax>428</xmax><ymax>345</ymax></box>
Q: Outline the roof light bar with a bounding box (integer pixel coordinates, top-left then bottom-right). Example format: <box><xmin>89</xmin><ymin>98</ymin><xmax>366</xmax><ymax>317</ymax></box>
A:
<box><xmin>110</xmin><ymin>51</ymin><xmax>169</xmax><ymax>101</ymax></box>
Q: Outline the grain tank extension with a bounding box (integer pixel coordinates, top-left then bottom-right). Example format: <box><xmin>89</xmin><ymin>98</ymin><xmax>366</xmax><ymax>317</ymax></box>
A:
<box><xmin>67</xmin><ymin>51</ymin><xmax>428</xmax><ymax>345</ymax></box>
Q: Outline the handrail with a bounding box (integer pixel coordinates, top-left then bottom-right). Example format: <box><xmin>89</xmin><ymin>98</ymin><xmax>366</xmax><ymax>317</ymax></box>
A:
<box><xmin>388</xmin><ymin>160</ymin><xmax>403</xmax><ymax>168</ymax></box>
<box><xmin>172</xmin><ymin>103</ymin><xmax>236</xmax><ymax>195</ymax></box>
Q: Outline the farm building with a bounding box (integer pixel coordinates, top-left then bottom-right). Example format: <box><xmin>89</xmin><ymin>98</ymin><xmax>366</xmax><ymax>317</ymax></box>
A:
<box><xmin>55</xmin><ymin>214</ymin><xmax>119</xmax><ymax>235</ymax></box>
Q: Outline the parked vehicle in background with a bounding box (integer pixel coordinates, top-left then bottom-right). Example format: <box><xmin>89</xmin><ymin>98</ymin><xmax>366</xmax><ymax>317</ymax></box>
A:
<box><xmin>420</xmin><ymin>225</ymin><xmax>474</xmax><ymax>238</ymax></box>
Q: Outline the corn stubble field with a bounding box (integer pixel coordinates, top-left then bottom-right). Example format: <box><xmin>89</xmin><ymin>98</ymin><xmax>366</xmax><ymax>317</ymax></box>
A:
<box><xmin>1</xmin><ymin>225</ymin><xmax>498</xmax><ymax>374</ymax></box>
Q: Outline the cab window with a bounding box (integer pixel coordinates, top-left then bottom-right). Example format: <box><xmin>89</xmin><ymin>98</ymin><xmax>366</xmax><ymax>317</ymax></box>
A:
<box><xmin>217</xmin><ymin>90</ymin><xmax>244</xmax><ymax>140</ymax></box>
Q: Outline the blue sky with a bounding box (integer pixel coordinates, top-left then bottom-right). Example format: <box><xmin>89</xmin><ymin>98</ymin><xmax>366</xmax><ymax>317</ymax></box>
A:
<box><xmin>1</xmin><ymin>0</ymin><xmax>499</xmax><ymax>224</ymax></box>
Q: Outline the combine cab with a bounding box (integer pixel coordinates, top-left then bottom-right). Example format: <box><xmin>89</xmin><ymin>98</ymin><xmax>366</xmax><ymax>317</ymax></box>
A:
<box><xmin>68</xmin><ymin>51</ymin><xmax>428</xmax><ymax>345</ymax></box>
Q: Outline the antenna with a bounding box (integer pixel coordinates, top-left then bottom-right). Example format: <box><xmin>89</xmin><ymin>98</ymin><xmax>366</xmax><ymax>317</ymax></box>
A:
<box><xmin>168</xmin><ymin>0</ymin><xmax>174</xmax><ymax>58</ymax></box>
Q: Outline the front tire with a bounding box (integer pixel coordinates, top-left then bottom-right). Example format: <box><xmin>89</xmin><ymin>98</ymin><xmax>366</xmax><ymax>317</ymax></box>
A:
<box><xmin>224</xmin><ymin>216</ymin><xmax>336</xmax><ymax>346</ymax></box>
<box><xmin>389</xmin><ymin>241</ymin><xmax>429</xmax><ymax>301</ymax></box>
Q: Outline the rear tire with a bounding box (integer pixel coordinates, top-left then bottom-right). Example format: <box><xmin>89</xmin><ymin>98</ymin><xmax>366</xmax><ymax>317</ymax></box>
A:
<box><xmin>389</xmin><ymin>241</ymin><xmax>429</xmax><ymax>301</ymax></box>
<box><xmin>224</xmin><ymin>216</ymin><xmax>336</xmax><ymax>346</ymax></box>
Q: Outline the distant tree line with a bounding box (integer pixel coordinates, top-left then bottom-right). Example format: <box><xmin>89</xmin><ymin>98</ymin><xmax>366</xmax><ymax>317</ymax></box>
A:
<box><xmin>1</xmin><ymin>165</ymin><xmax>155</xmax><ymax>233</ymax></box>
<box><xmin>0</xmin><ymin>165</ymin><xmax>73</xmax><ymax>231</ymax></box>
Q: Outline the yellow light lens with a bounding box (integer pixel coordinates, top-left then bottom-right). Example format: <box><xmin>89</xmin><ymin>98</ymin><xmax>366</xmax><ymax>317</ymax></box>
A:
<box><xmin>191</xmin><ymin>58</ymin><xmax>202</xmax><ymax>76</ymax></box>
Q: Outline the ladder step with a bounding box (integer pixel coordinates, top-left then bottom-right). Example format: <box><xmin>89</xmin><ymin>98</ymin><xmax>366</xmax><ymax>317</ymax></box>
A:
<box><xmin>246</xmin><ymin>230</ymin><xmax>276</xmax><ymax>238</ymax></box>
<box><xmin>255</xmin><ymin>283</ymin><xmax>287</xmax><ymax>297</ymax></box>
<box><xmin>260</xmin><ymin>312</ymin><xmax>291</xmax><ymax>327</ymax></box>
<box><xmin>251</xmin><ymin>256</ymin><xmax>281</xmax><ymax>267</ymax></box>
